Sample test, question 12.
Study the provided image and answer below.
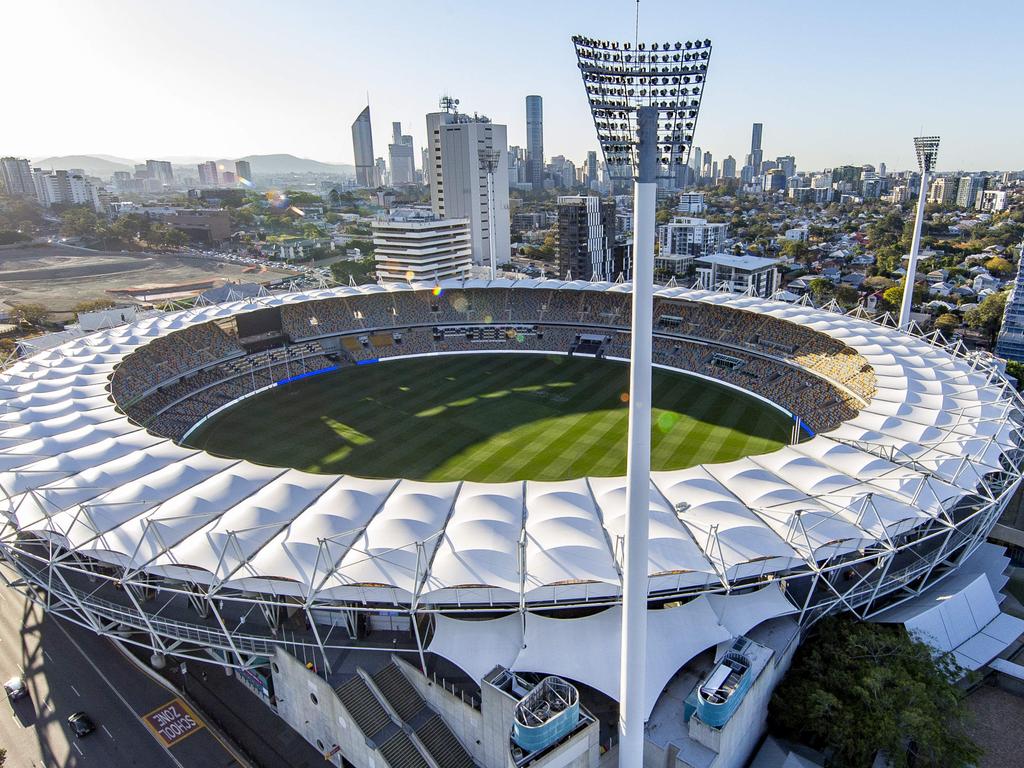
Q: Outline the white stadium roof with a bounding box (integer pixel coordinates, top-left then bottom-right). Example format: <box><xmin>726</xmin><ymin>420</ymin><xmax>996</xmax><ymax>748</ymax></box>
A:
<box><xmin>0</xmin><ymin>280</ymin><xmax>1020</xmax><ymax>611</ymax></box>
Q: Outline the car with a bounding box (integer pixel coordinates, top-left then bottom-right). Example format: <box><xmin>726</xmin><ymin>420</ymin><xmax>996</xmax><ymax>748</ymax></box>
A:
<box><xmin>67</xmin><ymin>711</ymin><xmax>95</xmax><ymax>737</ymax></box>
<box><xmin>3</xmin><ymin>677</ymin><xmax>26</xmax><ymax>700</ymax></box>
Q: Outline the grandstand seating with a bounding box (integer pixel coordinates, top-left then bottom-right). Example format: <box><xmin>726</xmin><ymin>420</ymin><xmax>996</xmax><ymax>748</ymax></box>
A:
<box><xmin>112</xmin><ymin>290</ymin><xmax>877</xmax><ymax>440</ymax></box>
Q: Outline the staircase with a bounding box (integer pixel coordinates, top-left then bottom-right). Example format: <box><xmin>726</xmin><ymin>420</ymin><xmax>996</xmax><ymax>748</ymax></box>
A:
<box><xmin>335</xmin><ymin>676</ymin><xmax>391</xmax><ymax>743</ymax></box>
<box><xmin>372</xmin><ymin>663</ymin><xmax>477</xmax><ymax>768</ymax></box>
<box><xmin>416</xmin><ymin>715</ymin><xmax>477</xmax><ymax>768</ymax></box>
<box><xmin>379</xmin><ymin>731</ymin><xmax>432</xmax><ymax>768</ymax></box>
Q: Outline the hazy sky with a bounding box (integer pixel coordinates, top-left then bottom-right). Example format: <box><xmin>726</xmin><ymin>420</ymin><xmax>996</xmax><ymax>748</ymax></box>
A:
<box><xmin>5</xmin><ymin>0</ymin><xmax>1022</xmax><ymax>172</ymax></box>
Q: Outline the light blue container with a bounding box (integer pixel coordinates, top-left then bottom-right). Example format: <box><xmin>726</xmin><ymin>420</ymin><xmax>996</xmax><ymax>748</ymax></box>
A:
<box><xmin>512</xmin><ymin>677</ymin><xmax>581</xmax><ymax>753</ymax></box>
<box><xmin>695</xmin><ymin>651</ymin><xmax>752</xmax><ymax>728</ymax></box>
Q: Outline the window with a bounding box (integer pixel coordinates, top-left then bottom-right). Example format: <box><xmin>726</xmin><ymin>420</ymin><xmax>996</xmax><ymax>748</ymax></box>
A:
<box><xmin>310</xmin><ymin>692</ymin><xmax>319</xmax><ymax>705</ymax></box>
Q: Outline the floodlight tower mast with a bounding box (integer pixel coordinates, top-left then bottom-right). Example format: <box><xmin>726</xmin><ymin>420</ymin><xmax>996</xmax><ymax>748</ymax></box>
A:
<box><xmin>899</xmin><ymin>136</ymin><xmax>940</xmax><ymax>330</ymax></box>
<box><xmin>573</xmin><ymin>33</ymin><xmax>713</xmax><ymax>767</ymax></box>
<box><xmin>479</xmin><ymin>149</ymin><xmax>502</xmax><ymax>280</ymax></box>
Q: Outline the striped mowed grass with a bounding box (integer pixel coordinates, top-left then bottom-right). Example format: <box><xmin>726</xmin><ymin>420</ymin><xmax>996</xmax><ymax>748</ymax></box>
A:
<box><xmin>187</xmin><ymin>353</ymin><xmax>790</xmax><ymax>482</ymax></box>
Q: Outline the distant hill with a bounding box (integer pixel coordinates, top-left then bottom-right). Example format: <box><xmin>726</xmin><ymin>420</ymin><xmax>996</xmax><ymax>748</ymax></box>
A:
<box><xmin>237</xmin><ymin>154</ymin><xmax>354</xmax><ymax>176</ymax></box>
<box><xmin>30</xmin><ymin>155</ymin><xmax>135</xmax><ymax>176</ymax></box>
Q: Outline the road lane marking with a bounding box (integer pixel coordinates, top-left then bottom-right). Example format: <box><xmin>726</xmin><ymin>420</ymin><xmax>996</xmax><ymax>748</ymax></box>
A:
<box><xmin>51</xmin><ymin>619</ymin><xmax>186</xmax><ymax>768</ymax></box>
<box><xmin>142</xmin><ymin>698</ymin><xmax>206</xmax><ymax>748</ymax></box>
<box><xmin>73</xmin><ymin>742</ymin><xmax>83</xmax><ymax>756</ymax></box>
<box><xmin>71</xmin><ymin>685</ymin><xmax>80</xmax><ymax>696</ymax></box>
<box><xmin>102</xmin><ymin>724</ymin><xmax>114</xmax><ymax>739</ymax></box>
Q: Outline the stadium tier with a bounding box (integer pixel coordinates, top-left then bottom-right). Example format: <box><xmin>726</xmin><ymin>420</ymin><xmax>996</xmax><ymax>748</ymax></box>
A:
<box><xmin>0</xmin><ymin>279</ymin><xmax>1021</xmax><ymax>722</ymax></box>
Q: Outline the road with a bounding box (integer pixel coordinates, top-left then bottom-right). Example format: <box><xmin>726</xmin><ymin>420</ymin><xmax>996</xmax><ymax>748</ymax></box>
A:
<box><xmin>0</xmin><ymin>576</ymin><xmax>243</xmax><ymax>767</ymax></box>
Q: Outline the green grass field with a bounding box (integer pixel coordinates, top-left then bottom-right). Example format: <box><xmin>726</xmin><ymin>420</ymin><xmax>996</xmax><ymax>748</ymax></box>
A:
<box><xmin>186</xmin><ymin>353</ymin><xmax>791</xmax><ymax>482</ymax></box>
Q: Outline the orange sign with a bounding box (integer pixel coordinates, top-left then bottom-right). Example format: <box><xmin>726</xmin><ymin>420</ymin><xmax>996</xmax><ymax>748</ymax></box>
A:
<box><xmin>143</xmin><ymin>698</ymin><xmax>205</xmax><ymax>747</ymax></box>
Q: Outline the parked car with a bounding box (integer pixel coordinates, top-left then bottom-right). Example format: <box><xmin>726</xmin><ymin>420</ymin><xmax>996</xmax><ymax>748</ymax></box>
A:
<box><xmin>68</xmin><ymin>711</ymin><xmax>95</xmax><ymax>737</ymax></box>
<box><xmin>3</xmin><ymin>677</ymin><xmax>26</xmax><ymax>700</ymax></box>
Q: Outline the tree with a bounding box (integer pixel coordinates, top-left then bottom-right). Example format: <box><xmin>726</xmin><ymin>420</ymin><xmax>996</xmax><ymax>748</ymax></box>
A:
<box><xmin>809</xmin><ymin>278</ymin><xmax>834</xmax><ymax>304</ymax></box>
<box><xmin>768</xmin><ymin>616</ymin><xmax>980</xmax><ymax>768</ymax></box>
<box><xmin>72</xmin><ymin>299</ymin><xmax>116</xmax><ymax>320</ymax></box>
<box><xmin>329</xmin><ymin>257</ymin><xmax>375</xmax><ymax>285</ymax></box>
<box><xmin>862</xmin><ymin>275</ymin><xmax>894</xmax><ymax>293</ymax></box>
<box><xmin>933</xmin><ymin>313</ymin><xmax>960</xmax><ymax>335</ymax></box>
<box><xmin>965</xmin><ymin>291</ymin><xmax>1008</xmax><ymax>344</ymax></box>
<box><xmin>12</xmin><ymin>302</ymin><xmax>50</xmax><ymax>326</ymax></box>
<box><xmin>983</xmin><ymin>256</ymin><xmax>1013</xmax><ymax>278</ymax></box>
<box><xmin>1005</xmin><ymin>359</ymin><xmax>1024</xmax><ymax>389</ymax></box>
<box><xmin>60</xmin><ymin>207</ymin><xmax>103</xmax><ymax>238</ymax></box>
<box><xmin>834</xmin><ymin>284</ymin><xmax>860</xmax><ymax>308</ymax></box>
<box><xmin>881</xmin><ymin>281</ymin><xmax>928</xmax><ymax>314</ymax></box>
<box><xmin>781</xmin><ymin>238</ymin><xmax>810</xmax><ymax>264</ymax></box>
<box><xmin>0</xmin><ymin>229</ymin><xmax>30</xmax><ymax>245</ymax></box>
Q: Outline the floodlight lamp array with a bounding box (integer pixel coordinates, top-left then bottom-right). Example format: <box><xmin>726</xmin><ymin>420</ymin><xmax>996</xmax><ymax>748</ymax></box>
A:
<box><xmin>572</xmin><ymin>36</ymin><xmax>712</xmax><ymax>180</ymax></box>
<box><xmin>914</xmin><ymin>136</ymin><xmax>940</xmax><ymax>173</ymax></box>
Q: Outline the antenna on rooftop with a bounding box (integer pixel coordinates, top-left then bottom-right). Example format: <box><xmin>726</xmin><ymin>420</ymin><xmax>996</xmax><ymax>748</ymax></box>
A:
<box><xmin>439</xmin><ymin>94</ymin><xmax>460</xmax><ymax>115</ymax></box>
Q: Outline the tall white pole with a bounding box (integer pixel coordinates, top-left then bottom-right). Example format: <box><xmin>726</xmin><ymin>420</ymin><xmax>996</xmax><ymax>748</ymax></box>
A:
<box><xmin>486</xmin><ymin>169</ymin><xmax>497</xmax><ymax>280</ymax></box>
<box><xmin>899</xmin><ymin>168</ymin><xmax>930</xmax><ymax>330</ymax></box>
<box><xmin>619</xmin><ymin>106</ymin><xmax>657</xmax><ymax>768</ymax></box>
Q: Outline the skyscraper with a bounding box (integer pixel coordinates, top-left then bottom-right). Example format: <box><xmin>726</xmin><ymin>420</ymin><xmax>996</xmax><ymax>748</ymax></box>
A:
<box><xmin>234</xmin><ymin>160</ymin><xmax>252</xmax><ymax>184</ymax></box>
<box><xmin>351</xmin><ymin>106</ymin><xmax>375</xmax><ymax>187</ymax></box>
<box><xmin>526</xmin><ymin>95</ymin><xmax>544</xmax><ymax>191</ymax></box>
<box><xmin>557</xmin><ymin>195</ymin><xmax>625</xmax><ymax>281</ymax></box>
<box><xmin>586</xmin><ymin>151</ymin><xmax>598</xmax><ymax>188</ymax></box>
<box><xmin>750</xmin><ymin>122</ymin><xmax>763</xmax><ymax>173</ymax></box>
<box><xmin>1</xmin><ymin>157</ymin><xmax>34</xmax><ymax>196</ymax></box>
<box><xmin>426</xmin><ymin>105</ymin><xmax>510</xmax><ymax>267</ymax></box>
<box><xmin>776</xmin><ymin>155</ymin><xmax>796</xmax><ymax>178</ymax></box>
<box><xmin>197</xmin><ymin>161</ymin><xmax>218</xmax><ymax>187</ymax></box>
<box><xmin>145</xmin><ymin>160</ymin><xmax>174</xmax><ymax>184</ymax></box>
<box><xmin>388</xmin><ymin>122</ymin><xmax>416</xmax><ymax>185</ymax></box>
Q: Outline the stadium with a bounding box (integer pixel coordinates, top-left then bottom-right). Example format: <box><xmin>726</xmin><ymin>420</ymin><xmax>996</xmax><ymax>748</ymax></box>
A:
<box><xmin>2</xmin><ymin>279</ymin><xmax>1023</xmax><ymax>767</ymax></box>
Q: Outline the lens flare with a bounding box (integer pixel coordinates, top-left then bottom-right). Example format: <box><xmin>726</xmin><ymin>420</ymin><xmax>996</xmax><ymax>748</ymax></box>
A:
<box><xmin>289</xmin><ymin>206</ymin><xmax>305</xmax><ymax>217</ymax></box>
<box><xmin>656</xmin><ymin>411</ymin><xmax>679</xmax><ymax>433</ymax></box>
<box><xmin>619</xmin><ymin>392</ymin><xmax>629</xmax><ymax>403</ymax></box>
<box><xmin>431</xmin><ymin>286</ymin><xmax>443</xmax><ymax>297</ymax></box>
<box><xmin>239</xmin><ymin>177</ymin><xmax>253</xmax><ymax>187</ymax></box>
<box><xmin>405</xmin><ymin>270</ymin><xmax>415</xmax><ymax>281</ymax></box>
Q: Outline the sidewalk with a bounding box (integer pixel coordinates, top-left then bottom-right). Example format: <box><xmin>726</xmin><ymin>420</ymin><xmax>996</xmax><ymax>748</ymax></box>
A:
<box><xmin>167</xmin><ymin>658</ymin><xmax>326</xmax><ymax>768</ymax></box>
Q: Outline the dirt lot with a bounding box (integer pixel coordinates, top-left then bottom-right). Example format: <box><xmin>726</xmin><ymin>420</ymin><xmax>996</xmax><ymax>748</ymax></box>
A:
<box><xmin>0</xmin><ymin>245</ymin><xmax>296</xmax><ymax>316</ymax></box>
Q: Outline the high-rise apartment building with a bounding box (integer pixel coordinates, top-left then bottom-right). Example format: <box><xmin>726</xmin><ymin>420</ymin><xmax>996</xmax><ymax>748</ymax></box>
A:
<box><xmin>1</xmin><ymin>157</ymin><xmax>34</xmax><ymax>196</ymax></box>
<box><xmin>776</xmin><ymin>155</ymin><xmax>796</xmax><ymax>178</ymax></box>
<box><xmin>388</xmin><ymin>122</ymin><xmax>416</xmax><ymax>186</ymax></box>
<box><xmin>656</xmin><ymin>215</ymin><xmax>728</xmax><ymax>277</ymax></box>
<box><xmin>351</xmin><ymin>106</ymin><xmax>375</xmax><ymax>187</ymax></box>
<box><xmin>425</xmin><ymin>107</ymin><xmax>510</xmax><ymax>267</ymax></box>
<box><xmin>30</xmin><ymin>169</ymin><xmax>102</xmax><ymax>211</ymax></box>
<box><xmin>234</xmin><ymin>160</ymin><xmax>252</xmax><ymax>184</ymax></box>
<box><xmin>722</xmin><ymin>156</ymin><xmax>737</xmax><ymax>179</ymax></box>
<box><xmin>956</xmin><ymin>175</ymin><xmax>985</xmax><ymax>209</ymax></box>
<box><xmin>197</xmin><ymin>161</ymin><xmax>219</xmax><ymax>187</ymax></box>
<box><xmin>526</xmin><ymin>95</ymin><xmax>544</xmax><ymax>191</ymax></box>
<box><xmin>927</xmin><ymin>176</ymin><xmax>957</xmax><ymax>205</ymax></box>
<box><xmin>373</xmin><ymin>210</ymin><xmax>472</xmax><ymax>282</ymax></box>
<box><xmin>145</xmin><ymin>160</ymin><xmax>174</xmax><ymax>184</ymax></box>
<box><xmin>749</xmin><ymin>123</ymin><xmax>763</xmax><ymax>173</ymax></box>
<box><xmin>764</xmin><ymin>169</ymin><xmax>787</xmax><ymax>193</ymax></box>
<box><xmin>557</xmin><ymin>195</ymin><xmax>626</xmax><ymax>281</ymax></box>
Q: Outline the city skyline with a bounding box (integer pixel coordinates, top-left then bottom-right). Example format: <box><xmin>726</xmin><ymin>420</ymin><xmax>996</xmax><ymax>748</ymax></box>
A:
<box><xmin>4</xmin><ymin>0</ymin><xmax>1024</xmax><ymax>172</ymax></box>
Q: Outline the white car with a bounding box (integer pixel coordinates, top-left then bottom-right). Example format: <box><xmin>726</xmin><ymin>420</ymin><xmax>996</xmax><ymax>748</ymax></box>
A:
<box><xmin>4</xmin><ymin>677</ymin><xmax>26</xmax><ymax>700</ymax></box>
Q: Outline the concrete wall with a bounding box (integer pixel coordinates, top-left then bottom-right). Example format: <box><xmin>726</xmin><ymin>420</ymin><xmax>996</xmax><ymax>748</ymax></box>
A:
<box><xmin>394</xmin><ymin>655</ymin><xmax>487</xmax><ymax>765</ymax></box>
<box><xmin>271</xmin><ymin>648</ymin><xmax>379</xmax><ymax>768</ymax></box>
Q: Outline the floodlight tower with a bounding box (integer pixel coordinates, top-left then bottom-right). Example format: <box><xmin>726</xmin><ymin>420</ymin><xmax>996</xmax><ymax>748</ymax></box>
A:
<box><xmin>899</xmin><ymin>136</ymin><xmax>940</xmax><ymax>330</ymax></box>
<box><xmin>573</xmin><ymin>34</ymin><xmax>712</xmax><ymax>767</ymax></box>
<box><xmin>479</xmin><ymin>148</ymin><xmax>502</xmax><ymax>280</ymax></box>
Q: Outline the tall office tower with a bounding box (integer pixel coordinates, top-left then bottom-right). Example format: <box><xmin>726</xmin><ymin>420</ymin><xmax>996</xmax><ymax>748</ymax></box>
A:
<box><xmin>879</xmin><ymin>162</ymin><xmax>887</xmax><ymax>177</ymax></box>
<box><xmin>351</xmin><ymin>105</ymin><xmax>375</xmax><ymax>187</ymax></box>
<box><xmin>711</xmin><ymin>161</ymin><xmax>719</xmax><ymax>183</ymax></box>
<box><xmin>374</xmin><ymin>157</ymin><xmax>387</xmax><ymax>187</ymax></box>
<box><xmin>701</xmin><ymin>151</ymin><xmax>713</xmax><ymax>180</ymax></box>
<box><xmin>586</xmin><ymin>151</ymin><xmax>599</xmax><ymax>188</ymax></box>
<box><xmin>426</xmin><ymin>104</ymin><xmax>510</xmax><ymax>266</ymax></box>
<box><xmin>750</xmin><ymin>122</ymin><xmax>763</xmax><ymax>172</ymax></box>
<box><xmin>197</xmin><ymin>161</ymin><xmax>219</xmax><ymax>187</ymax></box>
<box><xmin>689</xmin><ymin>146</ymin><xmax>702</xmax><ymax>174</ymax></box>
<box><xmin>722</xmin><ymin>155</ymin><xmax>737</xmax><ymax>179</ymax></box>
<box><xmin>145</xmin><ymin>160</ymin><xmax>174</xmax><ymax>184</ymax></box>
<box><xmin>764</xmin><ymin>168</ymin><xmax>787</xmax><ymax>193</ymax></box>
<box><xmin>776</xmin><ymin>155</ymin><xmax>796</xmax><ymax>178</ymax></box>
<box><xmin>234</xmin><ymin>160</ymin><xmax>252</xmax><ymax>183</ymax></box>
<box><xmin>557</xmin><ymin>195</ymin><xmax>623</xmax><ymax>281</ymax></box>
<box><xmin>388</xmin><ymin>122</ymin><xmax>416</xmax><ymax>185</ymax></box>
<box><xmin>526</xmin><ymin>95</ymin><xmax>544</xmax><ymax>190</ymax></box>
<box><xmin>1</xmin><ymin>157</ymin><xmax>34</xmax><ymax>196</ymax></box>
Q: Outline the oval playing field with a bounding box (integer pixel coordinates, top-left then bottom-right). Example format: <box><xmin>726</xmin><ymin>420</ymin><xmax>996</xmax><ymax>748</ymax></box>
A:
<box><xmin>186</xmin><ymin>353</ymin><xmax>792</xmax><ymax>482</ymax></box>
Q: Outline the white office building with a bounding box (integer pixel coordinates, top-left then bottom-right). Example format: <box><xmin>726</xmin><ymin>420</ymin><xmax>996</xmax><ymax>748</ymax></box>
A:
<box><xmin>695</xmin><ymin>253</ymin><xmax>779</xmax><ymax>297</ymax></box>
<box><xmin>387</xmin><ymin>122</ymin><xmax>416</xmax><ymax>186</ymax></box>
<box><xmin>676</xmin><ymin>192</ymin><xmax>707</xmax><ymax>214</ymax></box>
<box><xmin>425</xmin><ymin>108</ymin><xmax>510</xmax><ymax>268</ymax></box>
<box><xmin>373</xmin><ymin>210</ymin><xmax>472</xmax><ymax>283</ymax></box>
<box><xmin>656</xmin><ymin>216</ymin><xmax>728</xmax><ymax>276</ymax></box>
